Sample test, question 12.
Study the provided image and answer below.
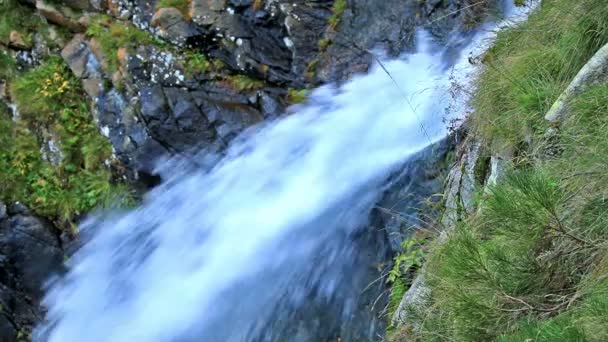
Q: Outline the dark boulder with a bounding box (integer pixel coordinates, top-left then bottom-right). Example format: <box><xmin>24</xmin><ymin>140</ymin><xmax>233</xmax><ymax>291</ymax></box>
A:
<box><xmin>0</xmin><ymin>202</ymin><xmax>64</xmax><ymax>340</ymax></box>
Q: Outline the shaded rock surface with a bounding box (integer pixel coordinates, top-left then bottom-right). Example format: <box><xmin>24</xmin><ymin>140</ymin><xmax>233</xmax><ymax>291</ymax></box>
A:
<box><xmin>0</xmin><ymin>202</ymin><xmax>64</xmax><ymax>340</ymax></box>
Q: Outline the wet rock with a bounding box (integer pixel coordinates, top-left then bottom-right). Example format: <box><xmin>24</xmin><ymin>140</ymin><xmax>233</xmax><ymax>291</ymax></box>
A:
<box><xmin>373</xmin><ymin>138</ymin><xmax>454</xmax><ymax>252</ymax></box>
<box><xmin>0</xmin><ymin>202</ymin><xmax>63</xmax><ymax>340</ymax></box>
<box><xmin>152</xmin><ymin>8</ymin><xmax>202</xmax><ymax>45</ymax></box>
<box><xmin>316</xmin><ymin>0</ymin><xmax>417</xmax><ymax>82</ymax></box>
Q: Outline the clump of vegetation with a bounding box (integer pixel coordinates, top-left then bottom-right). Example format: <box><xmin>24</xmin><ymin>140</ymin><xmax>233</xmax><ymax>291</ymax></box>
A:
<box><xmin>0</xmin><ymin>0</ymin><xmax>44</xmax><ymax>47</ymax></box>
<box><xmin>155</xmin><ymin>0</ymin><xmax>191</xmax><ymax>18</ymax></box>
<box><xmin>385</xmin><ymin>238</ymin><xmax>426</xmax><ymax>324</ymax></box>
<box><xmin>182</xmin><ymin>50</ymin><xmax>210</xmax><ymax>76</ymax></box>
<box><xmin>328</xmin><ymin>0</ymin><xmax>347</xmax><ymax>30</ymax></box>
<box><xmin>286</xmin><ymin>88</ymin><xmax>308</xmax><ymax>104</ymax></box>
<box><xmin>318</xmin><ymin>38</ymin><xmax>332</xmax><ymax>52</ymax></box>
<box><xmin>0</xmin><ymin>50</ymin><xmax>17</xmax><ymax>80</ymax></box>
<box><xmin>473</xmin><ymin>0</ymin><xmax>608</xmax><ymax>150</ymax></box>
<box><xmin>225</xmin><ymin>74</ymin><xmax>264</xmax><ymax>92</ymax></box>
<box><xmin>252</xmin><ymin>0</ymin><xmax>264</xmax><ymax>11</ymax></box>
<box><xmin>306</xmin><ymin>59</ymin><xmax>319</xmax><ymax>81</ymax></box>
<box><xmin>392</xmin><ymin>0</ymin><xmax>608</xmax><ymax>340</ymax></box>
<box><xmin>2</xmin><ymin>56</ymin><xmax>132</xmax><ymax>227</ymax></box>
<box><xmin>86</xmin><ymin>15</ymin><xmax>158</xmax><ymax>73</ymax></box>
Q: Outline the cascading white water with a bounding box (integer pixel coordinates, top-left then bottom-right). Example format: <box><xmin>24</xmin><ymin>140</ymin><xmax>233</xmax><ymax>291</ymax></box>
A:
<box><xmin>37</xmin><ymin>3</ymin><xmax>537</xmax><ymax>341</ymax></box>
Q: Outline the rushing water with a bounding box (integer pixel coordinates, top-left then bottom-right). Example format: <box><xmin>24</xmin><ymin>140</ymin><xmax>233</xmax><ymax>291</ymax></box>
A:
<box><xmin>37</xmin><ymin>3</ymin><xmax>537</xmax><ymax>341</ymax></box>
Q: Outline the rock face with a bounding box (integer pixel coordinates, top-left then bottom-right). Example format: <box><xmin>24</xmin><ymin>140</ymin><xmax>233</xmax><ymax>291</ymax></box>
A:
<box><xmin>391</xmin><ymin>130</ymin><xmax>510</xmax><ymax>329</ymax></box>
<box><xmin>0</xmin><ymin>202</ymin><xmax>64</xmax><ymax>340</ymax></box>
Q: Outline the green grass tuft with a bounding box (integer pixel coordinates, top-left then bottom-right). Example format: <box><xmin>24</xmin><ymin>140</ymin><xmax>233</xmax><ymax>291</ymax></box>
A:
<box><xmin>392</xmin><ymin>0</ymin><xmax>608</xmax><ymax>340</ymax></box>
<box><xmin>473</xmin><ymin>0</ymin><xmax>608</xmax><ymax>151</ymax></box>
<box><xmin>399</xmin><ymin>83</ymin><xmax>608</xmax><ymax>342</ymax></box>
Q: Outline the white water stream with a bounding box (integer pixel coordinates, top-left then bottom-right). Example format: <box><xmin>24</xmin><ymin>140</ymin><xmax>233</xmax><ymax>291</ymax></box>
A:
<box><xmin>37</xmin><ymin>2</ymin><xmax>536</xmax><ymax>341</ymax></box>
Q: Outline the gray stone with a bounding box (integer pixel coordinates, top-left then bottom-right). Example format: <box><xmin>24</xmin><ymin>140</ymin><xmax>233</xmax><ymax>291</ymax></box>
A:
<box><xmin>545</xmin><ymin>42</ymin><xmax>608</xmax><ymax>123</ymax></box>
<box><xmin>392</xmin><ymin>273</ymin><xmax>430</xmax><ymax>327</ymax></box>
<box><xmin>152</xmin><ymin>8</ymin><xmax>201</xmax><ymax>45</ymax></box>
<box><xmin>35</xmin><ymin>0</ymin><xmax>86</xmax><ymax>32</ymax></box>
<box><xmin>61</xmin><ymin>34</ymin><xmax>104</xmax><ymax>98</ymax></box>
<box><xmin>191</xmin><ymin>0</ymin><xmax>226</xmax><ymax>26</ymax></box>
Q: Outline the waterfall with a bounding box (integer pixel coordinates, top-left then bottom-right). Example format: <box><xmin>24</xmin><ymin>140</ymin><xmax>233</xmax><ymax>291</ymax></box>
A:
<box><xmin>37</xmin><ymin>3</ymin><xmax>537</xmax><ymax>341</ymax></box>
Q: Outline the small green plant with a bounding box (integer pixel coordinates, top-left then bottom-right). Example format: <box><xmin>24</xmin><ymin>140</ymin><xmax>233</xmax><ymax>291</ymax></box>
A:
<box><xmin>328</xmin><ymin>0</ymin><xmax>347</xmax><ymax>30</ymax></box>
<box><xmin>155</xmin><ymin>0</ymin><xmax>191</xmax><ymax>18</ymax></box>
<box><xmin>225</xmin><ymin>74</ymin><xmax>264</xmax><ymax>92</ymax></box>
<box><xmin>318</xmin><ymin>38</ymin><xmax>332</xmax><ymax>51</ymax></box>
<box><xmin>387</xmin><ymin>238</ymin><xmax>425</xmax><ymax>284</ymax></box>
<box><xmin>286</xmin><ymin>88</ymin><xmax>308</xmax><ymax>104</ymax></box>
<box><xmin>182</xmin><ymin>51</ymin><xmax>210</xmax><ymax>76</ymax></box>
<box><xmin>306</xmin><ymin>59</ymin><xmax>319</xmax><ymax>80</ymax></box>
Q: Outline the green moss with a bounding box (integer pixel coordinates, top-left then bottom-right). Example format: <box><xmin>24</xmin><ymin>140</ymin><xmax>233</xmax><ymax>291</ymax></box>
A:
<box><xmin>155</xmin><ymin>0</ymin><xmax>191</xmax><ymax>18</ymax></box>
<box><xmin>86</xmin><ymin>15</ymin><xmax>158</xmax><ymax>73</ymax></box>
<box><xmin>225</xmin><ymin>74</ymin><xmax>264</xmax><ymax>92</ymax></box>
<box><xmin>306</xmin><ymin>59</ymin><xmax>319</xmax><ymax>80</ymax></box>
<box><xmin>2</xmin><ymin>57</ymin><xmax>133</xmax><ymax>225</ymax></box>
<box><xmin>286</xmin><ymin>88</ymin><xmax>308</xmax><ymax>104</ymax></box>
<box><xmin>182</xmin><ymin>51</ymin><xmax>210</xmax><ymax>76</ymax></box>
<box><xmin>318</xmin><ymin>38</ymin><xmax>332</xmax><ymax>52</ymax></box>
<box><xmin>328</xmin><ymin>0</ymin><xmax>347</xmax><ymax>30</ymax></box>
